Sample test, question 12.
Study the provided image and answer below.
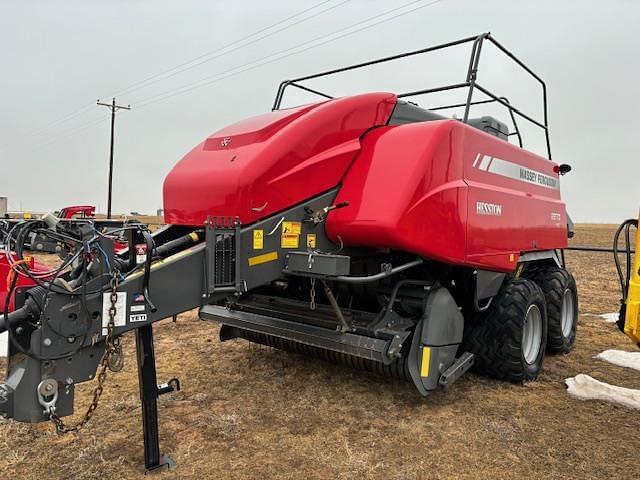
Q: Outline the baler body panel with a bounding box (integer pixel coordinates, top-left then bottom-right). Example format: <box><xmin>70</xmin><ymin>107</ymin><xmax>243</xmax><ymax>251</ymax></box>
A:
<box><xmin>163</xmin><ymin>92</ymin><xmax>397</xmax><ymax>226</ymax></box>
<box><xmin>326</xmin><ymin>119</ymin><xmax>567</xmax><ymax>272</ymax></box>
<box><xmin>326</xmin><ymin>121</ymin><xmax>468</xmax><ymax>265</ymax></box>
<box><xmin>461</xmin><ymin>123</ymin><xmax>567</xmax><ymax>270</ymax></box>
<box><xmin>164</xmin><ymin>94</ymin><xmax>566</xmax><ymax>273</ymax></box>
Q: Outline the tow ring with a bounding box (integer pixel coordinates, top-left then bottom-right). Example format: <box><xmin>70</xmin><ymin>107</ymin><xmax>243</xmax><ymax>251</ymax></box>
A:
<box><xmin>37</xmin><ymin>379</ymin><xmax>59</xmax><ymax>415</ymax></box>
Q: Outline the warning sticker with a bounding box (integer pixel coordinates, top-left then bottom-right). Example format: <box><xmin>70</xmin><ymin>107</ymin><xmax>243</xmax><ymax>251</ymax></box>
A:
<box><xmin>282</xmin><ymin>221</ymin><xmax>301</xmax><ymax>235</ymax></box>
<box><xmin>253</xmin><ymin>229</ymin><xmax>264</xmax><ymax>250</ymax></box>
<box><xmin>102</xmin><ymin>292</ymin><xmax>127</xmax><ymax>335</ymax></box>
<box><xmin>281</xmin><ymin>233</ymin><xmax>299</xmax><ymax>248</ymax></box>
<box><xmin>306</xmin><ymin>234</ymin><xmax>317</xmax><ymax>248</ymax></box>
<box><xmin>135</xmin><ymin>244</ymin><xmax>148</xmax><ymax>265</ymax></box>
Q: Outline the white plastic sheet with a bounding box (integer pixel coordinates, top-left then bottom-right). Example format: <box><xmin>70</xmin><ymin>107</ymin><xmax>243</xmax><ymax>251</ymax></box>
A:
<box><xmin>565</xmin><ymin>374</ymin><xmax>640</xmax><ymax>410</ymax></box>
<box><xmin>595</xmin><ymin>349</ymin><xmax>640</xmax><ymax>372</ymax></box>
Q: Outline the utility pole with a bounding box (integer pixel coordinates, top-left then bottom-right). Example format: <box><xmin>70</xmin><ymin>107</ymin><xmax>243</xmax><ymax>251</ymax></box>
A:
<box><xmin>97</xmin><ymin>98</ymin><xmax>131</xmax><ymax>219</ymax></box>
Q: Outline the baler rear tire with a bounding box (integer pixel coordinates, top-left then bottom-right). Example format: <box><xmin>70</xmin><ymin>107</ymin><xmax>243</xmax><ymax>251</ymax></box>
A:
<box><xmin>529</xmin><ymin>267</ymin><xmax>578</xmax><ymax>354</ymax></box>
<box><xmin>464</xmin><ymin>278</ymin><xmax>547</xmax><ymax>383</ymax></box>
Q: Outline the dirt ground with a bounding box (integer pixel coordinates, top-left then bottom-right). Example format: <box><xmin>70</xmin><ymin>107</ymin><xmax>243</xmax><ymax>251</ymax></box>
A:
<box><xmin>1</xmin><ymin>224</ymin><xmax>638</xmax><ymax>479</ymax></box>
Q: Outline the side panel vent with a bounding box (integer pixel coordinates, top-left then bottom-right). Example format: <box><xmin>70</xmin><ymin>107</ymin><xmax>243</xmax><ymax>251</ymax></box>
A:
<box><xmin>205</xmin><ymin>217</ymin><xmax>241</xmax><ymax>295</ymax></box>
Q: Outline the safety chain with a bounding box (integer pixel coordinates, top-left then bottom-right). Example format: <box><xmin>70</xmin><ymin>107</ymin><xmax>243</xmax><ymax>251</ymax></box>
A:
<box><xmin>309</xmin><ymin>277</ymin><xmax>316</xmax><ymax>311</ymax></box>
<box><xmin>49</xmin><ymin>270</ymin><xmax>120</xmax><ymax>434</ymax></box>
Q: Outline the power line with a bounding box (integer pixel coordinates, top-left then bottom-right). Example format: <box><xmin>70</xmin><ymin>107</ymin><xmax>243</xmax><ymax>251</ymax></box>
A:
<box><xmin>107</xmin><ymin>0</ymin><xmax>342</xmax><ymax>99</ymax></box>
<box><xmin>22</xmin><ymin>105</ymin><xmax>95</xmax><ymax>139</ymax></box>
<box><xmin>10</xmin><ymin>0</ymin><xmax>448</xmax><ymax>157</ymax></box>
<box><xmin>11</xmin><ymin>114</ymin><xmax>109</xmax><ymax>155</ymax></box>
<box><xmin>0</xmin><ymin>105</ymin><xmax>97</xmax><ymax>156</ymax></box>
<box><xmin>135</xmin><ymin>0</ymin><xmax>445</xmax><ymax>108</ymax></box>
<box><xmin>5</xmin><ymin>0</ymin><xmax>342</xmax><ymax>155</ymax></box>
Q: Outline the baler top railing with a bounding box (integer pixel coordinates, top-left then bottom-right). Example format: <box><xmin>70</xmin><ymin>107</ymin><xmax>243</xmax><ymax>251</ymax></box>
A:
<box><xmin>272</xmin><ymin>32</ymin><xmax>552</xmax><ymax>159</ymax></box>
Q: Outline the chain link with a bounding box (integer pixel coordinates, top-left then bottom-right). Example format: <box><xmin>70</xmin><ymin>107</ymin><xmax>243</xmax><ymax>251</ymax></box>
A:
<box><xmin>50</xmin><ymin>270</ymin><xmax>120</xmax><ymax>434</ymax></box>
<box><xmin>309</xmin><ymin>277</ymin><xmax>316</xmax><ymax>311</ymax></box>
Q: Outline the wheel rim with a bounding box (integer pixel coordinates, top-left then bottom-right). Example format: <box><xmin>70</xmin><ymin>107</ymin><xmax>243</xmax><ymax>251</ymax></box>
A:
<box><xmin>561</xmin><ymin>288</ymin><xmax>575</xmax><ymax>338</ymax></box>
<box><xmin>522</xmin><ymin>304</ymin><xmax>543</xmax><ymax>364</ymax></box>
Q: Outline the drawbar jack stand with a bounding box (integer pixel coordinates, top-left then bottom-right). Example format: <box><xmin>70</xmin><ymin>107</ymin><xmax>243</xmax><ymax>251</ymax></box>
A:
<box><xmin>135</xmin><ymin>324</ymin><xmax>177</xmax><ymax>474</ymax></box>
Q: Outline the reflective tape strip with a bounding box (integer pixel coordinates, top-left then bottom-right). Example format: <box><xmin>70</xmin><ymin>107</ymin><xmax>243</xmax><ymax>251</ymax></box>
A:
<box><xmin>248</xmin><ymin>251</ymin><xmax>278</xmax><ymax>267</ymax></box>
<box><xmin>420</xmin><ymin>346</ymin><xmax>431</xmax><ymax>377</ymax></box>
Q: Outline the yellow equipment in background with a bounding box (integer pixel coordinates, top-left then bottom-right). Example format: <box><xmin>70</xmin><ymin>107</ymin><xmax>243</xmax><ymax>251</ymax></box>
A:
<box><xmin>616</xmin><ymin>211</ymin><xmax>640</xmax><ymax>346</ymax></box>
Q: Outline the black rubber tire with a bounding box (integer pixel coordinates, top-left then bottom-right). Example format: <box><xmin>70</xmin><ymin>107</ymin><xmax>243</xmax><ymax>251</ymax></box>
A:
<box><xmin>529</xmin><ymin>266</ymin><xmax>578</xmax><ymax>353</ymax></box>
<box><xmin>464</xmin><ymin>278</ymin><xmax>547</xmax><ymax>383</ymax></box>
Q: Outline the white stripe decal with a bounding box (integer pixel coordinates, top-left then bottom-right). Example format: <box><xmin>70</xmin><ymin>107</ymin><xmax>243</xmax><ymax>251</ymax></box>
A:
<box><xmin>478</xmin><ymin>155</ymin><xmax>492</xmax><ymax>171</ymax></box>
<box><xmin>473</xmin><ymin>154</ymin><xmax>560</xmax><ymax>190</ymax></box>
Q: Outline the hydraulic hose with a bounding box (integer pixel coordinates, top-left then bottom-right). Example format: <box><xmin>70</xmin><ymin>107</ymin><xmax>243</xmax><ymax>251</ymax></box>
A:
<box><xmin>614</xmin><ymin>219</ymin><xmax>638</xmax><ymax>303</ymax></box>
<box><xmin>613</xmin><ymin>218</ymin><xmax>638</xmax><ymax>332</ymax></box>
<box><xmin>141</xmin><ymin>230</ymin><xmax>157</xmax><ymax>313</ymax></box>
<box><xmin>0</xmin><ymin>306</ymin><xmax>32</xmax><ymax>334</ymax></box>
<box><xmin>154</xmin><ymin>230</ymin><xmax>202</xmax><ymax>258</ymax></box>
<box><xmin>332</xmin><ymin>259</ymin><xmax>423</xmax><ymax>284</ymax></box>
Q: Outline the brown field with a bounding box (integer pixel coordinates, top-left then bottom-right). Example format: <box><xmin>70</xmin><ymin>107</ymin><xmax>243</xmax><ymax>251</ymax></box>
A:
<box><xmin>1</xmin><ymin>224</ymin><xmax>638</xmax><ymax>479</ymax></box>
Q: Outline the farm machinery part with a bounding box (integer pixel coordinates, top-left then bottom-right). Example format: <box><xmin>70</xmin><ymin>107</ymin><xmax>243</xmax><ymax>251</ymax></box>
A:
<box><xmin>613</xmin><ymin>213</ymin><xmax>639</xmax><ymax>345</ymax></box>
<box><xmin>23</xmin><ymin>205</ymin><xmax>134</xmax><ymax>254</ymax></box>
<box><xmin>0</xmin><ymin>33</ymin><xmax>578</xmax><ymax>471</ymax></box>
<box><xmin>566</xmin><ymin>212</ymin><xmax>639</xmax><ymax>346</ymax></box>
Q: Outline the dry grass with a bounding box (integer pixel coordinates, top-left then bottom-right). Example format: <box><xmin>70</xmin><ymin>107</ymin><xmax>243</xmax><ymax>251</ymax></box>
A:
<box><xmin>1</xmin><ymin>224</ymin><xmax>638</xmax><ymax>479</ymax></box>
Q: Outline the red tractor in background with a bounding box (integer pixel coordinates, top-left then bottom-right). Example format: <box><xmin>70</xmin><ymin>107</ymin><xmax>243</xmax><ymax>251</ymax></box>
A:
<box><xmin>57</xmin><ymin>205</ymin><xmax>96</xmax><ymax>219</ymax></box>
<box><xmin>0</xmin><ymin>254</ymin><xmax>52</xmax><ymax>313</ymax></box>
<box><xmin>21</xmin><ymin>205</ymin><xmax>131</xmax><ymax>254</ymax></box>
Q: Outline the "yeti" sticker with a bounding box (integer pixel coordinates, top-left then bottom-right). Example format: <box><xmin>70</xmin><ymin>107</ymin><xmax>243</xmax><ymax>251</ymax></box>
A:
<box><xmin>129</xmin><ymin>314</ymin><xmax>147</xmax><ymax>323</ymax></box>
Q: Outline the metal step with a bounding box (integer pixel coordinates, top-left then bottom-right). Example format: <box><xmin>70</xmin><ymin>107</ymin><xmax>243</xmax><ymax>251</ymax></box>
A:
<box><xmin>200</xmin><ymin>304</ymin><xmax>393</xmax><ymax>363</ymax></box>
<box><xmin>438</xmin><ymin>352</ymin><xmax>474</xmax><ymax>388</ymax></box>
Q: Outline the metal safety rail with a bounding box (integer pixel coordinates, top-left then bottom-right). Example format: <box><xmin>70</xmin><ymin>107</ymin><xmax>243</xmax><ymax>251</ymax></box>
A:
<box><xmin>272</xmin><ymin>32</ymin><xmax>552</xmax><ymax>159</ymax></box>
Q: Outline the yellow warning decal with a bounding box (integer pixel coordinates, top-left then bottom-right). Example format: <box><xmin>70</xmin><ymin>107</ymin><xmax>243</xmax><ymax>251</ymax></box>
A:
<box><xmin>281</xmin><ymin>233</ymin><xmax>299</xmax><ymax>249</ymax></box>
<box><xmin>306</xmin><ymin>234</ymin><xmax>317</xmax><ymax>249</ymax></box>
<box><xmin>253</xmin><ymin>229</ymin><xmax>264</xmax><ymax>250</ymax></box>
<box><xmin>282</xmin><ymin>221</ymin><xmax>301</xmax><ymax>235</ymax></box>
<box><xmin>248</xmin><ymin>251</ymin><xmax>278</xmax><ymax>266</ymax></box>
<box><xmin>420</xmin><ymin>346</ymin><xmax>431</xmax><ymax>377</ymax></box>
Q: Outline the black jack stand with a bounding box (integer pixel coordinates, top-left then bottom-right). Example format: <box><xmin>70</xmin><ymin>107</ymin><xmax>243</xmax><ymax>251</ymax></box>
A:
<box><xmin>135</xmin><ymin>324</ymin><xmax>179</xmax><ymax>474</ymax></box>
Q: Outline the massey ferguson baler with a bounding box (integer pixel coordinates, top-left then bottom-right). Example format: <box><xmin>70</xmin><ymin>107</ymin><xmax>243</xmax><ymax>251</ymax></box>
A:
<box><xmin>0</xmin><ymin>34</ymin><xmax>578</xmax><ymax>471</ymax></box>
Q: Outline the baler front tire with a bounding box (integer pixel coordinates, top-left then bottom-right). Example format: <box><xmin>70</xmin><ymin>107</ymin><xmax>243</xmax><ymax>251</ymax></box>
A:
<box><xmin>530</xmin><ymin>267</ymin><xmax>578</xmax><ymax>354</ymax></box>
<box><xmin>464</xmin><ymin>278</ymin><xmax>547</xmax><ymax>383</ymax></box>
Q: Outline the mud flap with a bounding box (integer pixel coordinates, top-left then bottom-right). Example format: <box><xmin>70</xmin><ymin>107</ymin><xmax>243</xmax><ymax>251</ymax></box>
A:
<box><xmin>408</xmin><ymin>287</ymin><xmax>464</xmax><ymax>395</ymax></box>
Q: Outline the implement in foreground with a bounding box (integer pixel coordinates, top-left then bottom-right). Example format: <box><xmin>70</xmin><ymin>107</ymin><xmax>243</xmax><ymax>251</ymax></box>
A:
<box><xmin>0</xmin><ymin>33</ymin><xmax>578</xmax><ymax>471</ymax></box>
